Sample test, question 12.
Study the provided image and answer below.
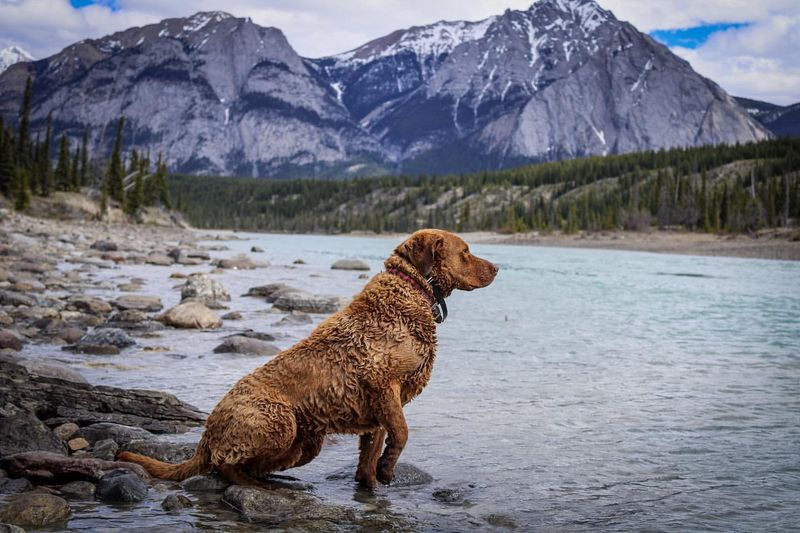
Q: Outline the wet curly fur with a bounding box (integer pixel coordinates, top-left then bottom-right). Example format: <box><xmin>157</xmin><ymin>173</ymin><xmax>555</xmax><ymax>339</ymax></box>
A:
<box><xmin>118</xmin><ymin>229</ymin><xmax>498</xmax><ymax>488</ymax></box>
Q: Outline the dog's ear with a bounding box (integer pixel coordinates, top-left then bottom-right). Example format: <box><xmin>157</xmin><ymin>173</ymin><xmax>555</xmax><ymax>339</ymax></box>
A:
<box><xmin>395</xmin><ymin>230</ymin><xmax>443</xmax><ymax>277</ymax></box>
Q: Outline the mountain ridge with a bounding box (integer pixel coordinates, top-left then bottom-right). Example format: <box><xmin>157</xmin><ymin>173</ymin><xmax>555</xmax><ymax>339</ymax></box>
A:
<box><xmin>0</xmin><ymin>1</ymin><xmax>772</xmax><ymax>177</ymax></box>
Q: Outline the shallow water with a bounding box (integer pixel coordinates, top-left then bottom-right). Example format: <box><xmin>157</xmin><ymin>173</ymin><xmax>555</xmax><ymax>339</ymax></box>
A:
<box><xmin>23</xmin><ymin>233</ymin><xmax>800</xmax><ymax>531</ymax></box>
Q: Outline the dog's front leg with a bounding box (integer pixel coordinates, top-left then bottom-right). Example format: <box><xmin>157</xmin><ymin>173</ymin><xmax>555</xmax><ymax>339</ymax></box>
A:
<box><xmin>374</xmin><ymin>382</ymin><xmax>408</xmax><ymax>485</ymax></box>
<box><xmin>355</xmin><ymin>428</ymin><xmax>385</xmax><ymax>488</ymax></box>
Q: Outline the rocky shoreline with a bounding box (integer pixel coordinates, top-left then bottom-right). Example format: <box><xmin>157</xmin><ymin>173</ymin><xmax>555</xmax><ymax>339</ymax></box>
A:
<box><xmin>0</xmin><ymin>209</ymin><xmax>450</xmax><ymax>531</ymax></box>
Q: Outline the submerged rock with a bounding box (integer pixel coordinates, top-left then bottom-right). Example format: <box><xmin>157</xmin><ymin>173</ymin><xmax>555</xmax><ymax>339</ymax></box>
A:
<box><xmin>180</xmin><ymin>474</ymin><xmax>229</xmax><ymax>492</ymax></box>
<box><xmin>214</xmin><ymin>254</ymin><xmax>267</xmax><ymax>270</ymax></box>
<box><xmin>158</xmin><ymin>302</ymin><xmax>222</xmax><ymax>329</ymax></box>
<box><xmin>244</xmin><ymin>283</ymin><xmax>292</xmax><ymax>299</ymax></box>
<box><xmin>331</xmin><ymin>259</ymin><xmax>370</xmax><ymax>271</ymax></box>
<box><xmin>21</xmin><ymin>360</ymin><xmax>88</xmax><ymax>384</ymax></box>
<box><xmin>0</xmin><ymin>493</ymin><xmax>71</xmax><ymax>528</ymax></box>
<box><xmin>276</xmin><ymin>311</ymin><xmax>313</xmax><ymax>326</ymax></box>
<box><xmin>272</xmin><ymin>290</ymin><xmax>347</xmax><ymax>314</ymax></box>
<box><xmin>74</xmin><ymin>328</ymin><xmax>136</xmax><ymax>349</ymax></box>
<box><xmin>223</xmin><ymin>486</ymin><xmax>355</xmax><ymax>525</ymax></box>
<box><xmin>213</xmin><ymin>336</ymin><xmax>280</xmax><ymax>356</ymax></box>
<box><xmin>59</xmin><ymin>480</ymin><xmax>96</xmax><ymax>499</ymax></box>
<box><xmin>0</xmin><ymin>478</ymin><xmax>32</xmax><ymax>495</ymax></box>
<box><xmin>96</xmin><ymin>469</ymin><xmax>148</xmax><ymax>503</ymax></box>
<box><xmin>162</xmin><ymin>494</ymin><xmax>193</xmax><ymax>512</ymax></box>
<box><xmin>66</xmin><ymin>295</ymin><xmax>113</xmax><ymax>315</ymax></box>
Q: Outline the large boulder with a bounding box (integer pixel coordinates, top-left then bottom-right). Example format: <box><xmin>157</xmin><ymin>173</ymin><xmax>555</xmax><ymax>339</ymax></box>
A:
<box><xmin>213</xmin><ymin>336</ymin><xmax>280</xmax><ymax>357</ymax></box>
<box><xmin>180</xmin><ymin>274</ymin><xmax>230</xmax><ymax>308</ymax></box>
<box><xmin>158</xmin><ymin>302</ymin><xmax>222</xmax><ymax>329</ymax></box>
<box><xmin>331</xmin><ymin>259</ymin><xmax>370</xmax><ymax>271</ymax></box>
<box><xmin>0</xmin><ymin>493</ymin><xmax>71</xmax><ymax>528</ymax></box>
<box><xmin>96</xmin><ymin>469</ymin><xmax>148</xmax><ymax>503</ymax></box>
<box><xmin>0</xmin><ymin>405</ymin><xmax>65</xmax><ymax>457</ymax></box>
<box><xmin>272</xmin><ymin>290</ymin><xmax>348</xmax><ymax>314</ymax></box>
<box><xmin>114</xmin><ymin>295</ymin><xmax>163</xmax><ymax>313</ymax></box>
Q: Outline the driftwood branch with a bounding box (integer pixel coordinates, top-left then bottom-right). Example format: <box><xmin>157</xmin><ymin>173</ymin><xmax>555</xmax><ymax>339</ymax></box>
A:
<box><xmin>0</xmin><ymin>451</ymin><xmax>150</xmax><ymax>482</ymax></box>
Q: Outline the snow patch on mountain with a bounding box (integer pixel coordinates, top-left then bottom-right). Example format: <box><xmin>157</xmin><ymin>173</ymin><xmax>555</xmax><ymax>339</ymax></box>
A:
<box><xmin>0</xmin><ymin>46</ymin><xmax>34</xmax><ymax>73</ymax></box>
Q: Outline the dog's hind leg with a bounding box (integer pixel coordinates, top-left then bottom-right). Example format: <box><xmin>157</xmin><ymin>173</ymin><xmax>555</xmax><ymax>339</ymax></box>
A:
<box><xmin>206</xmin><ymin>401</ymin><xmax>297</xmax><ymax>483</ymax></box>
<box><xmin>355</xmin><ymin>428</ymin><xmax>385</xmax><ymax>488</ymax></box>
<box><xmin>217</xmin><ymin>463</ymin><xmax>265</xmax><ymax>487</ymax></box>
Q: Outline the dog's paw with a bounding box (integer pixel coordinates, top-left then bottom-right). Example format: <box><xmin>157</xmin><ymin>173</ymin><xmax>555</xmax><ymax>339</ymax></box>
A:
<box><xmin>355</xmin><ymin>471</ymin><xmax>377</xmax><ymax>489</ymax></box>
<box><xmin>376</xmin><ymin>457</ymin><xmax>394</xmax><ymax>486</ymax></box>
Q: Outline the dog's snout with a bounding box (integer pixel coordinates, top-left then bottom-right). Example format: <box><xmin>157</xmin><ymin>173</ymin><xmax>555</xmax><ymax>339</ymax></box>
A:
<box><xmin>491</xmin><ymin>263</ymin><xmax>499</xmax><ymax>274</ymax></box>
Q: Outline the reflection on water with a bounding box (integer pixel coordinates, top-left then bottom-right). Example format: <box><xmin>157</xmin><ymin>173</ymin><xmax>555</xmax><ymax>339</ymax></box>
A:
<box><xmin>23</xmin><ymin>233</ymin><xmax>800</xmax><ymax>531</ymax></box>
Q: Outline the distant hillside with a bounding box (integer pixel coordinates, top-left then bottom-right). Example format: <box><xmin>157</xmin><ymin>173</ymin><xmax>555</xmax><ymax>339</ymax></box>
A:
<box><xmin>735</xmin><ymin>97</ymin><xmax>800</xmax><ymax>138</ymax></box>
<box><xmin>169</xmin><ymin>138</ymin><xmax>800</xmax><ymax>234</ymax></box>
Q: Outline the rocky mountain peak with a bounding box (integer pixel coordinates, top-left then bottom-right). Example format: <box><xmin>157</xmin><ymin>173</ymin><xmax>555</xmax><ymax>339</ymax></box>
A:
<box><xmin>0</xmin><ymin>45</ymin><xmax>34</xmax><ymax>74</ymax></box>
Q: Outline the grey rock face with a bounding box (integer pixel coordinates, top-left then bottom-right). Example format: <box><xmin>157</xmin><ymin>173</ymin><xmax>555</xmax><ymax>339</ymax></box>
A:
<box><xmin>0</xmin><ymin>12</ymin><xmax>383</xmax><ymax>177</ymax></box>
<box><xmin>0</xmin><ymin>2</ymin><xmax>770</xmax><ymax>177</ymax></box>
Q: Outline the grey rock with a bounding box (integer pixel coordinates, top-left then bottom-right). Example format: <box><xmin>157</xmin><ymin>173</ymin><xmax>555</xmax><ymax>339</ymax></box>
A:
<box><xmin>180</xmin><ymin>274</ymin><xmax>230</xmax><ymax>308</ymax></box>
<box><xmin>0</xmin><ymin>406</ymin><xmax>65</xmax><ymax>457</ymax></box>
<box><xmin>0</xmin><ymin>524</ymin><xmax>25</xmax><ymax>533</ymax></box>
<box><xmin>250</xmin><ymin>246</ymin><xmax>264</xmax><ymax>253</ymax></box>
<box><xmin>244</xmin><ymin>283</ymin><xmax>293</xmax><ymax>300</ymax></box>
<box><xmin>223</xmin><ymin>485</ymin><xmax>355</xmax><ymax>525</ymax></box>
<box><xmin>161</xmin><ymin>493</ymin><xmax>193</xmax><ymax>512</ymax></box>
<box><xmin>114</xmin><ymin>295</ymin><xmax>163</xmax><ymax>312</ymax></box>
<box><xmin>179</xmin><ymin>474</ymin><xmax>229</xmax><ymax>492</ymax></box>
<box><xmin>91</xmin><ymin>439</ymin><xmax>119</xmax><ymax>461</ymax></box>
<box><xmin>76</xmin><ymin>423</ymin><xmax>154</xmax><ymax>447</ymax></box>
<box><xmin>276</xmin><ymin>311</ymin><xmax>313</xmax><ymax>326</ymax></box>
<box><xmin>72</xmin><ymin>327</ymin><xmax>136</xmax><ymax>351</ymax></box>
<box><xmin>331</xmin><ymin>259</ymin><xmax>370</xmax><ymax>271</ymax></box>
<box><xmin>213</xmin><ymin>254</ymin><xmax>267</xmax><ymax>270</ymax></box>
<box><xmin>90</xmin><ymin>240</ymin><xmax>118</xmax><ymax>252</ymax></box>
<box><xmin>21</xmin><ymin>361</ymin><xmax>88</xmax><ymax>384</ymax></box>
<box><xmin>272</xmin><ymin>290</ymin><xmax>347</xmax><ymax>314</ymax></box>
<box><xmin>0</xmin><ymin>291</ymin><xmax>36</xmax><ymax>308</ymax></box>
<box><xmin>213</xmin><ymin>336</ymin><xmax>280</xmax><ymax>356</ymax></box>
<box><xmin>0</xmin><ymin>493</ymin><xmax>71</xmax><ymax>528</ymax></box>
<box><xmin>391</xmin><ymin>463</ymin><xmax>434</xmax><ymax>487</ymax></box>
<box><xmin>59</xmin><ymin>480</ymin><xmax>96</xmax><ymax>499</ymax></box>
<box><xmin>221</xmin><ymin>311</ymin><xmax>242</xmax><ymax>320</ymax></box>
<box><xmin>96</xmin><ymin>469</ymin><xmax>148</xmax><ymax>503</ymax></box>
<box><xmin>0</xmin><ymin>478</ymin><xmax>32</xmax><ymax>495</ymax></box>
<box><xmin>145</xmin><ymin>253</ymin><xmax>173</xmax><ymax>266</ymax></box>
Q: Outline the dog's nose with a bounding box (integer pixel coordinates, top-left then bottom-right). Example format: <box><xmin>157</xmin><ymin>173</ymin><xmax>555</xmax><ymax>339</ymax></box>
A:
<box><xmin>491</xmin><ymin>263</ymin><xmax>499</xmax><ymax>274</ymax></box>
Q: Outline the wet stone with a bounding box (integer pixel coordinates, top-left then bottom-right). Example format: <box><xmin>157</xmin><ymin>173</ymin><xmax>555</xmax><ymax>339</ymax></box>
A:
<box><xmin>161</xmin><ymin>494</ymin><xmax>193</xmax><ymax>512</ymax></box>
<box><xmin>179</xmin><ymin>474</ymin><xmax>229</xmax><ymax>492</ymax></box>
<box><xmin>0</xmin><ymin>478</ymin><xmax>32</xmax><ymax>495</ymax></box>
<box><xmin>0</xmin><ymin>493</ymin><xmax>71</xmax><ymax>528</ymax></box>
<box><xmin>331</xmin><ymin>259</ymin><xmax>370</xmax><ymax>271</ymax></box>
<box><xmin>96</xmin><ymin>469</ymin><xmax>148</xmax><ymax>503</ymax></box>
<box><xmin>52</xmin><ymin>423</ymin><xmax>80</xmax><ymax>442</ymax></box>
<box><xmin>59</xmin><ymin>480</ymin><xmax>96</xmax><ymax>499</ymax></box>
<box><xmin>91</xmin><ymin>439</ymin><xmax>119</xmax><ymax>461</ymax></box>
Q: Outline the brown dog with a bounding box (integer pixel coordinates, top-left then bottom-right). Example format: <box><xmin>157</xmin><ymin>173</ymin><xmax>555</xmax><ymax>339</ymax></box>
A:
<box><xmin>118</xmin><ymin>229</ymin><xmax>498</xmax><ymax>488</ymax></box>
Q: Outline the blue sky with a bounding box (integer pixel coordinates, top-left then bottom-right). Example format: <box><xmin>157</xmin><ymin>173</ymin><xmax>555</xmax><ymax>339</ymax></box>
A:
<box><xmin>650</xmin><ymin>22</ymin><xmax>749</xmax><ymax>49</ymax></box>
<box><xmin>2</xmin><ymin>0</ymin><xmax>798</xmax><ymax>104</ymax></box>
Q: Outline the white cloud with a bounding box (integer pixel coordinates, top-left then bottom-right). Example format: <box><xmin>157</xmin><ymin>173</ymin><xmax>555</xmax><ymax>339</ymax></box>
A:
<box><xmin>0</xmin><ymin>0</ymin><xmax>797</xmax><ymax>104</ymax></box>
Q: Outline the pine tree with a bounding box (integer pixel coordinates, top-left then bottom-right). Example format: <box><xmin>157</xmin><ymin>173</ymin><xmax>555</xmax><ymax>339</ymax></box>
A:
<box><xmin>0</xmin><ymin>122</ymin><xmax>14</xmax><ymax>196</ymax></box>
<box><xmin>106</xmin><ymin>117</ymin><xmax>125</xmax><ymax>202</ymax></box>
<box><xmin>16</xmin><ymin>75</ymin><xmax>32</xmax><ymax>167</ymax></box>
<box><xmin>38</xmin><ymin>113</ymin><xmax>53</xmax><ymax>196</ymax></box>
<box><xmin>54</xmin><ymin>134</ymin><xmax>71</xmax><ymax>191</ymax></box>
<box><xmin>150</xmin><ymin>154</ymin><xmax>171</xmax><ymax>208</ymax></box>
<box><xmin>70</xmin><ymin>147</ymin><xmax>80</xmax><ymax>191</ymax></box>
<box><xmin>13</xmin><ymin>168</ymin><xmax>31</xmax><ymax>210</ymax></box>
<box><xmin>79</xmin><ymin>128</ymin><xmax>89</xmax><ymax>186</ymax></box>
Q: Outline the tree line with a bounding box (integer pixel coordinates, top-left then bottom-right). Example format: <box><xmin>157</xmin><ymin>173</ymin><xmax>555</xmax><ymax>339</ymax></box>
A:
<box><xmin>169</xmin><ymin>138</ymin><xmax>800</xmax><ymax>234</ymax></box>
<box><xmin>0</xmin><ymin>75</ymin><xmax>170</xmax><ymax>216</ymax></box>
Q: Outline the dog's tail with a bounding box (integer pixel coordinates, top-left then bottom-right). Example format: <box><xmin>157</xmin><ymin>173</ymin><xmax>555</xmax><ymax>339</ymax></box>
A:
<box><xmin>117</xmin><ymin>448</ymin><xmax>208</xmax><ymax>481</ymax></box>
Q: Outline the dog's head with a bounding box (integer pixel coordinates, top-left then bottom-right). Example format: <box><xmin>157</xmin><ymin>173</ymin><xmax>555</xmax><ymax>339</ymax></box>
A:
<box><xmin>394</xmin><ymin>229</ymin><xmax>498</xmax><ymax>297</ymax></box>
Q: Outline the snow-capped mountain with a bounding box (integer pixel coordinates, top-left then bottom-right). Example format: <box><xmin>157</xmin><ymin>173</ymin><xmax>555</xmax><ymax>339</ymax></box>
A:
<box><xmin>311</xmin><ymin>0</ymin><xmax>769</xmax><ymax>173</ymax></box>
<box><xmin>0</xmin><ymin>1</ymin><xmax>770</xmax><ymax>177</ymax></box>
<box><xmin>0</xmin><ymin>46</ymin><xmax>34</xmax><ymax>74</ymax></box>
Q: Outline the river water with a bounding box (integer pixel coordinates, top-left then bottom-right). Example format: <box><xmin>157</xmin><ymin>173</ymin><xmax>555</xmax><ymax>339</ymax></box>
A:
<box><xmin>31</xmin><ymin>233</ymin><xmax>800</xmax><ymax>531</ymax></box>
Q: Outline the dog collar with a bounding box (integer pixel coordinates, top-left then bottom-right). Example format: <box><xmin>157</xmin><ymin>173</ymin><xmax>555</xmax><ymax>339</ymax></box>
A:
<box><xmin>386</xmin><ymin>268</ymin><xmax>448</xmax><ymax>324</ymax></box>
